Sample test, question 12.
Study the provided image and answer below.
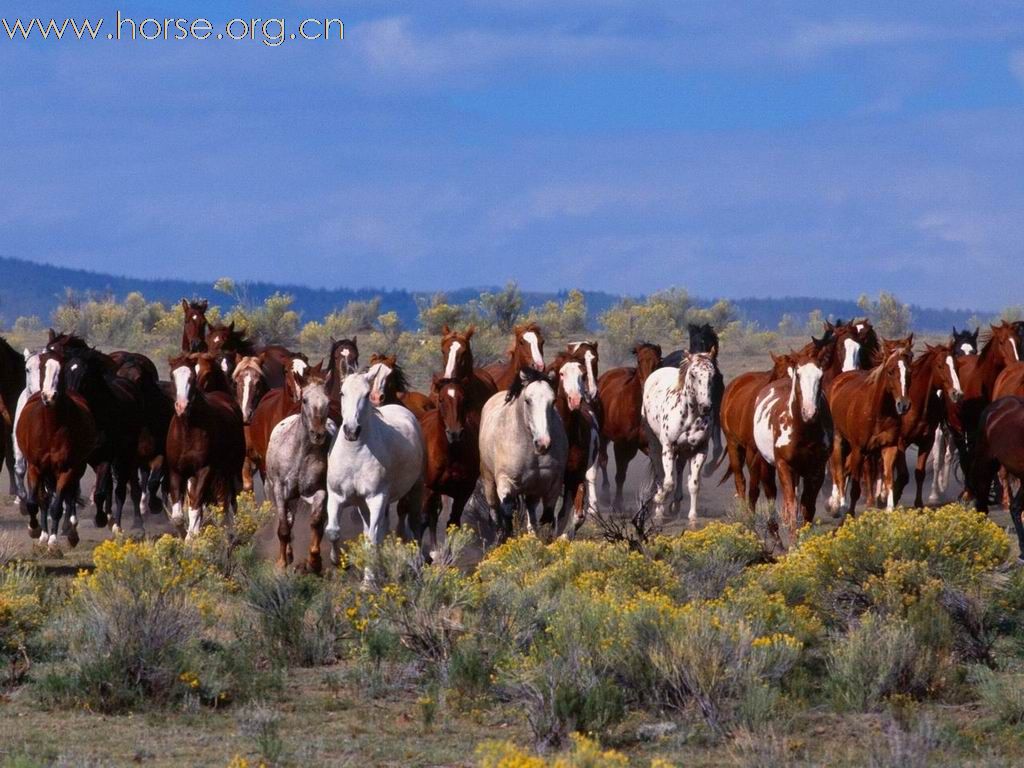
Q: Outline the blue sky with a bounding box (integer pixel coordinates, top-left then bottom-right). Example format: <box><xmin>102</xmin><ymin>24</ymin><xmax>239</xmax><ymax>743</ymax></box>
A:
<box><xmin>2</xmin><ymin>1</ymin><xmax>1024</xmax><ymax>308</ymax></box>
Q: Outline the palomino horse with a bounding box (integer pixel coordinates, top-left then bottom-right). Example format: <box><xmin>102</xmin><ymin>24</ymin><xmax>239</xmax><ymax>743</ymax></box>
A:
<box><xmin>971</xmin><ymin>397</ymin><xmax>1024</xmax><ymax>564</ymax></box>
<box><xmin>166</xmin><ymin>353</ymin><xmax>245</xmax><ymax>539</ymax></box>
<box><xmin>596</xmin><ymin>342</ymin><xmax>662</xmax><ymax>513</ymax></box>
<box><xmin>16</xmin><ymin>348</ymin><xmax>96</xmax><ymax>550</ymax></box>
<box><xmin>550</xmin><ymin>352</ymin><xmax>600</xmax><ymax>538</ymax></box>
<box><xmin>366</xmin><ymin>354</ymin><xmax>434</xmax><ymax>418</ymax></box>
<box><xmin>892</xmin><ymin>342</ymin><xmax>963</xmax><ymax>508</ymax></box>
<box><xmin>326</xmin><ymin>336</ymin><xmax>359</xmax><ymax>404</ymax></box>
<box><xmin>752</xmin><ymin>348</ymin><xmax>828</xmax><ymax>539</ymax></box>
<box><xmin>661</xmin><ymin>324</ymin><xmax>725</xmax><ymax>467</ymax></box>
<box><xmin>416</xmin><ymin>376</ymin><xmax>480</xmax><ymax>558</ymax></box>
<box><xmin>265</xmin><ymin>363</ymin><xmax>335</xmax><ymax>573</ymax></box>
<box><xmin>482</xmin><ymin>323</ymin><xmax>546</xmax><ymax>391</ymax></box>
<box><xmin>324</xmin><ymin>370</ymin><xmax>426</xmax><ymax>577</ymax></box>
<box><xmin>440</xmin><ymin>324</ymin><xmax>498</xmax><ymax>407</ymax></box>
<box><xmin>63</xmin><ymin>346</ymin><xmax>147</xmax><ymax>534</ymax></box>
<box><xmin>0</xmin><ymin>337</ymin><xmax>24</xmax><ymax>495</ymax></box>
<box><xmin>479</xmin><ymin>367</ymin><xmax>567</xmax><ymax>541</ymax></box>
<box><xmin>181</xmin><ymin>299</ymin><xmax>209</xmax><ymax>352</ymax></box>
<box><xmin>827</xmin><ymin>337</ymin><xmax>913</xmax><ymax>515</ymax></box>
<box><xmin>642</xmin><ymin>352</ymin><xmax>716</xmax><ymax>522</ymax></box>
<box><xmin>927</xmin><ymin>328</ymin><xmax>979</xmax><ymax>502</ymax></box>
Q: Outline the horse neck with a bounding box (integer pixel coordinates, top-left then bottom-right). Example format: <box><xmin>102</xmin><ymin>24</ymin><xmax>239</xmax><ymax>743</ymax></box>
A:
<box><xmin>865</xmin><ymin>362</ymin><xmax>896</xmax><ymax>415</ymax></box>
<box><xmin>978</xmin><ymin>341</ymin><xmax>1012</xmax><ymax>394</ymax></box>
<box><xmin>903</xmin><ymin>353</ymin><xmax>936</xmax><ymax>427</ymax></box>
<box><xmin>455</xmin><ymin>347</ymin><xmax>475</xmax><ymax>380</ymax></box>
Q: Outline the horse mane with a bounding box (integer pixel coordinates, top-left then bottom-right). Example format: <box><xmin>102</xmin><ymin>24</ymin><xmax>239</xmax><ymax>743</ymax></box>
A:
<box><xmin>687</xmin><ymin>324</ymin><xmax>719</xmax><ymax>354</ymax></box>
<box><xmin>505</xmin><ymin>366</ymin><xmax>552</xmax><ymax>403</ymax></box>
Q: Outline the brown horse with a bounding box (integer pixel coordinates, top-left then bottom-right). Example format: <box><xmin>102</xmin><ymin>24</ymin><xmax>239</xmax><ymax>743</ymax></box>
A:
<box><xmin>165</xmin><ymin>353</ymin><xmax>245</xmax><ymax>539</ymax></box>
<box><xmin>482</xmin><ymin>322</ymin><xmax>546</xmax><ymax>391</ymax></box>
<box><xmin>751</xmin><ymin>348</ymin><xmax>829</xmax><ymax>538</ymax></box>
<box><xmin>325</xmin><ymin>336</ymin><xmax>359</xmax><ymax>403</ymax></box>
<box><xmin>550</xmin><ymin>351</ymin><xmax>601</xmax><ymax>537</ymax></box>
<box><xmin>990</xmin><ymin>322</ymin><xmax>1024</xmax><ymax>399</ymax></box>
<box><xmin>367</xmin><ymin>353</ymin><xmax>434</xmax><ymax>418</ymax></box>
<box><xmin>440</xmin><ymin>325</ymin><xmax>498</xmax><ymax>406</ymax></box>
<box><xmin>596</xmin><ymin>342</ymin><xmax>662</xmax><ymax>513</ymax></box>
<box><xmin>207</xmin><ymin>321</ymin><xmax>255</xmax><ymax>356</ymax></box>
<box><xmin>415</xmin><ymin>376</ymin><xmax>480</xmax><ymax>559</ymax></box>
<box><xmin>181</xmin><ymin>299</ymin><xmax>209</xmax><ymax>352</ymax></box>
<box><xmin>233</xmin><ymin>356</ymin><xmax>270</xmax><ymax>492</ymax></box>
<box><xmin>972</xmin><ymin>396</ymin><xmax>1024</xmax><ymax>562</ymax></box>
<box><xmin>891</xmin><ymin>342</ymin><xmax>964</xmax><ymax>507</ymax></box>
<box><xmin>0</xmin><ymin>337</ymin><xmax>24</xmax><ymax>494</ymax></box>
<box><xmin>827</xmin><ymin>336</ymin><xmax>914</xmax><ymax>515</ymax></box>
<box><xmin>16</xmin><ymin>348</ymin><xmax>97</xmax><ymax>550</ymax></box>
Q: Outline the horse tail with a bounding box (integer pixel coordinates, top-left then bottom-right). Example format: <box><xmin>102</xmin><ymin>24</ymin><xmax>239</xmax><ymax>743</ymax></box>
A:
<box><xmin>717</xmin><ymin>460</ymin><xmax>733</xmax><ymax>487</ymax></box>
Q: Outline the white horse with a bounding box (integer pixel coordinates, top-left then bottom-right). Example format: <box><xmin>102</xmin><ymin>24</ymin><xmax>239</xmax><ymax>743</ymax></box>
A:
<box><xmin>479</xmin><ymin>368</ymin><xmax>567</xmax><ymax>541</ymax></box>
<box><xmin>642</xmin><ymin>352</ymin><xmax>716</xmax><ymax>522</ymax></box>
<box><xmin>324</xmin><ymin>371</ymin><xmax>425</xmax><ymax>576</ymax></box>
<box><xmin>11</xmin><ymin>349</ymin><xmax>42</xmax><ymax>501</ymax></box>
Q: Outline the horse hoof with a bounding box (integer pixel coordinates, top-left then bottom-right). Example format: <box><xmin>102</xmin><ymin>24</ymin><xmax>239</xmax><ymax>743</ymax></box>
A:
<box><xmin>67</xmin><ymin>529</ymin><xmax>80</xmax><ymax>549</ymax></box>
<box><xmin>95</xmin><ymin>512</ymin><xmax>108</xmax><ymax>528</ymax></box>
<box><xmin>28</xmin><ymin>523</ymin><xmax>41</xmax><ymax>539</ymax></box>
<box><xmin>111</xmin><ymin>524</ymin><xmax>122</xmax><ymax>536</ymax></box>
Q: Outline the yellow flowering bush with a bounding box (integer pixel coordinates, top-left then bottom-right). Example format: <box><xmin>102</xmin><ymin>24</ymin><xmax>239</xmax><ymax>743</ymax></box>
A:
<box><xmin>188</xmin><ymin>492</ymin><xmax>274</xmax><ymax>586</ymax></box>
<box><xmin>477</xmin><ymin>734</ymin><xmax>629</xmax><ymax>768</ymax></box>
<box><xmin>648</xmin><ymin>522</ymin><xmax>766</xmax><ymax>600</ymax></box>
<box><xmin>0</xmin><ymin>564</ymin><xmax>45</xmax><ymax>682</ymax></box>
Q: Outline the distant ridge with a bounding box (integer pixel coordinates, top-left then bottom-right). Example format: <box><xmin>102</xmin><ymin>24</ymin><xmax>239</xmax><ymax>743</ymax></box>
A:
<box><xmin>0</xmin><ymin>256</ymin><xmax>987</xmax><ymax>332</ymax></box>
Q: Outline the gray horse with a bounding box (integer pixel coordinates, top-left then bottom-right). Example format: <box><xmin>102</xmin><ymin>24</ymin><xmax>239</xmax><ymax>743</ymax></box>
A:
<box><xmin>479</xmin><ymin>367</ymin><xmax>567</xmax><ymax>541</ymax></box>
<box><xmin>264</xmin><ymin>363</ymin><xmax>335</xmax><ymax>573</ymax></box>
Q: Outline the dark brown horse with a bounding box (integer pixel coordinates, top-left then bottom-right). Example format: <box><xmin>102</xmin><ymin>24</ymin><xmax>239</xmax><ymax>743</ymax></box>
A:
<box><xmin>440</xmin><ymin>325</ymin><xmax>498</xmax><ymax>407</ymax></box>
<box><xmin>972</xmin><ymin>396</ymin><xmax>1024</xmax><ymax>562</ymax></box>
<box><xmin>415</xmin><ymin>376</ymin><xmax>480</xmax><ymax>559</ymax></box>
<box><xmin>207</xmin><ymin>321</ymin><xmax>255</xmax><ymax>356</ymax></box>
<box><xmin>16</xmin><ymin>348</ymin><xmax>96</xmax><ymax>550</ymax></box>
<box><xmin>827</xmin><ymin>336</ymin><xmax>914</xmax><ymax>515</ymax></box>
<box><xmin>181</xmin><ymin>299</ymin><xmax>209</xmax><ymax>352</ymax></box>
<box><xmin>166</xmin><ymin>353</ymin><xmax>245</xmax><ymax>538</ymax></box>
<box><xmin>550</xmin><ymin>351</ymin><xmax>601</xmax><ymax>537</ymax></box>
<box><xmin>751</xmin><ymin>348</ymin><xmax>829</xmax><ymax>538</ymax></box>
<box><xmin>0</xmin><ymin>337</ymin><xmax>24</xmax><ymax>494</ymax></box>
<box><xmin>326</xmin><ymin>336</ymin><xmax>359</xmax><ymax>403</ymax></box>
<box><xmin>482</xmin><ymin>322</ymin><xmax>546</xmax><ymax>391</ymax></box>
<box><xmin>596</xmin><ymin>342</ymin><xmax>662</xmax><ymax>512</ymax></box>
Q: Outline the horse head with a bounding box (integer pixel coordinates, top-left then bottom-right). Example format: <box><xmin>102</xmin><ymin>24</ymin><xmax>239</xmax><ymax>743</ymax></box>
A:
<box><xmin>340</xmin><ymin>369</ymin><xmax>374</xmax><ymax>442</ymax></box>
<box><xmin>769</xmin><ymin>351</ymin><xmax>795</xmax><ymax>379</ymax></box>
<box><xmin>787</xmin><ymin>348</ymin><xmax>824</xmax><ymax>422</ymax></box>
<box><xmin>680</xmin><ymin>352</ymin><xmax>715</xmax><ymax>417</ymax></box>
<box><xmin>507</xmin><ymin>367</ymin><xmax>557</xmax><ymax>454</ymax></box>
<box><xmin>38</xmin><ymin>348</ymin><xmax>64</xmax><ymax>407</ymax></box>
<box><xmin>296</xmin><ymin>362</ymin><xmax>330</xmax><ymax>446</ymax></box>
<box><xmin>206</xmin><ymin>321</ymin><xmax>246</xmax><ymax>354</ymax></box>
<box><xmin>552</xmin><ymin>354</ymin><xmax>587</xmax><ymax>412</ymax></box>
<box><xmin>441</xmin><ymin>325</ymin><xmax>475</xmax><ymax>380</ymax></box>
<box><xmin>566</xmin><ymin>340</ymin><xmax>599</xmax><ymax>399</ymax></box>
<box><xmin>23</xmin><ymin>349</ymin><xmax>42</xmax><ymax>396</ymax></box>
<box><xmin>432</xmin><ymin>375</ymin><xmax>468</xmax><ymax>444</ymax></box>
<box><xmin>878</xmin><ymin>336</ymin><xmax>914</xmax><ymax>415</ymax></box>
<box><xmin>181</xmin><ymin>299</ymin><xmax>209</xmax><ymax>352</ymax></box>
<box><xmin>924</xmin><ymin>342</ymin><xmax>963</xmax><ymax>404</ymax></box>
<box><xmin>512</xmin><ymin>323</ymin><xmax>545</xmax><ymax>372</ymax></box>
<box><xmin>632</xmin><ymin>342</ymin><xmax>662</xmax><ymax>382</ymax></box>
<box><xmin>687</xmin><ymin>323</ymin><xmax>719</xmax><ymax>359</ymax></box>
<box><xmin>232</xmin><ymin>356</ymin><xmax>267</xmax><ymax>424</ymax></box>
<box><xmin>367</xmin><ymin>353</ymin><xmax>405</xmax><ymax>406</ymax></box>
<box><xmin>169</xmin><ymin>353</ymin><xmax>198</xmax><ymax>417</ymax></box>
<box><xmin>951</xmin><ymin>326</ymin><xmax>979</xmax><ymax>357</ymax></box>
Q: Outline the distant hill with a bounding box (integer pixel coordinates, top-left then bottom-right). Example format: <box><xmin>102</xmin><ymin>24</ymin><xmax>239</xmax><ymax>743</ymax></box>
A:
<box><xmin>0</xmin><ymin>256</ymin><xmax>986</xmax><ymax>333</ymax></box>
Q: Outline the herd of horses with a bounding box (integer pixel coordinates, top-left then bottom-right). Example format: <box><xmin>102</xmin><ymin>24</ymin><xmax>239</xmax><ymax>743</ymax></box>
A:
<box><xmin>2</xmin><ymin>299</ymin><xmax>1024</xmax><ymax>573</ymax></box>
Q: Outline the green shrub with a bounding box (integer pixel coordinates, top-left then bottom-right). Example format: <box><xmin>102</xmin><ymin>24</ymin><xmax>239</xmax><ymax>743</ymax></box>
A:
<box><xmin>650</xmin><ymin>523</ymin><xmax>766</xmax><ymax>600</ymax></box>
<box><xmin>969</xmin><ymin>665</ymin><xmax>1024</xmax><ymax>725</ymax></box>
<box><xmin>0</xmin><ymin>563</ymin><xmax>45</xmax><ymax>686</ymax></box>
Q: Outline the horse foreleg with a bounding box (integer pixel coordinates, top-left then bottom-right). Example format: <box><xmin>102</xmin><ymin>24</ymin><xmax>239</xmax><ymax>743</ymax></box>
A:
<box><xmin>598</xmin><ymin>435</ymin><xmax>611</xmax><ymax>504</ymax></box>
<box><xmin>24</xmin><ymin>464</ymin><xmax>41</xmax><ymax>538</ymax></box>
<box><xmin>846</xmin><ymin>448</ymin><xmax>864</xmax><ymax>515</ymax></box>
<box><xmin>651</xmin><ymin>438</ymin><xmax>674</xmax><ymax>522</ymax></box>
<box><xmin>270</xmin><ymin>483</ymin><xmax>292</xmax><ymax>569</ymax></box>
<box><xmin>361</xmin><ymin>492</ymin><xmax>390</xmax><ymax>584</ymax></box>
<box><xmin>686</xmin><ymin>450</ymin><xmax>706</xmax><ymax>525</ymax></box>
<box><xmin>302</xmin><ymin>489</ymin><xmax>327</xmax><ymax>574</ymax></box>
<box><xmin>914</xmin><ymin>443</ymin><xmax>930</xmax><ymax>508</ymax></box>
<box><xmin>111</xmin><ymin>463</ymin><xmax>129</xmax><ymax>535</ymax></box>
<box><xmin>928</xmin><ymin>427</ymin><xmax>946</xmax><ymax>503</ymax></box>
<box><xmin>882</xmin><ymin>446</ymin><xmax>899</xmax><ymax>510</ymax></box>
<box><xmin>397</xmin><ymin>482</ymin><xmax>421</xmax><ymax>543</ymax></box>
<box><xmin>775</xmin><ymin>459</ymin><xmax>798</xmax><ymax>542</ymax></box>
<box><xmin>93</xmin><ymin>463</ymin><xmax>110</xmax><ymax>528</ymax></box>
<box><xmin>419</xmin><ymin>489</ymin><xmax>442</xmax><ymax>562</ymax></box>
<box><xmin>612</xmin><ymin>441</ymin><xmax>638</xmax><ymax>515</ymax></box>
<box><xmin>324</xmin><ymin>488</ymin><xmax>345</xmax><ymax>566</ymax></box>
<box><xmin>801</xmin><ymin>460</ymin><xmax>826</xmax><ymax>526</ymax></box>
<box><xmin>827</xmin><ymin>434</ymin><xmax>847</xmax><ymax>516</ymax></box>
<box><xmin>186</xmin><ymin>466</ymin><xmax>211</xmax><ymax>540</ymax></box>
<box><xmin>727</xmin><ymin>440</ymin><xmax>747</xmax><ymax>502</ymax></box>
<box><xmin>167</xmin><ymin>471</ymin><xmax>186</xmax><ymax>534</ymax></box>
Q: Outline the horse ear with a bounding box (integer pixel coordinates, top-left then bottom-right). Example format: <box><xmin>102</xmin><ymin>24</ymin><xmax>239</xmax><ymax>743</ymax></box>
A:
<box><xmin>227</xmin><ymin>321</ymin><xmax>235</xmax><ymax>333</ymax></box>
<box><xmin>181</xmin><ymin>299</ymin><xmax>189</xmax><ymax>311</ymax></box>
<box><xmin>352</xmin><ymin>335</ymin><xmax>357</xmax><ymax>346</ymax></box>
<box><xmin>441</xmin><ymin>324</ymin><xmax>450</xmax><ymax>335</ymax></box>
<box><xmin>47</xmin><ymin>329</ymin><xmax>56</xmax><ymax>343</ymax></box>
<box><xmin>906</xmin><ymin>333</ymin><xmax>915</xmax><ymax>347</ymax></box>
<box><xmin>23</xmin><ymin>349</ymin><xmax>31</xmax><ymax>361</ymax></box>
<box><xmin>285</xmin><ymin>370</ymin><xmax>302</xmax><ymax>402</ymax></box>
<box><xmin>329</xmin><ymin>336</ymin><xmax>337</xmax><ymax>346</ymax></box>
<box><xmin>466</xmin><ymin>325</ymin><xmax>475</xmax><ymax>340</ymax></box>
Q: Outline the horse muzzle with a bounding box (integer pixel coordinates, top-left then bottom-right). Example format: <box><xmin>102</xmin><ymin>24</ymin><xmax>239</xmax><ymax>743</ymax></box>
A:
<box><xmin>175</xmin><ymin>400</ymin><xmax>188</xmax><ymax>417</ymax></box>
<box><xmin>895</xmin><ymin>398</ymin><xmax>911</xmax><ymax>415</ymax></box>
<box><xmin>310</xmin><ymin>430</ymin><xmax>328</xmax><ymax>446</ymax></box>
<box><xmin>533</xmin><ymin>437</ymin><xmax>551</xmax><ymax>454</ymax></box>
<box><xmin>40</xmin><ymin>392</ymin><xmax>56</xmax><ymax>407</ymax></box>
<box><xmin>445</xmin><ymin>428</ymin><xmax>463</xmax><ymax>444</ymax></box>
<box><xmin>567</xmin><ymin>394</ymin><xmax>582</xmax><ymax>411</ymax></box>
<box><xmin>369</xmin><ymin>392</ymin><xmax>383</xmax><ymax>406</ymax></box>
<box><xmin>950</xmin><ymin>389</ymin><xmax>963</xmax><ymax>404</ymax></box>
<box><xmin>343</xmin><ymin>425</ymin><xmax>361</xmax><ymax>441</ymax></box>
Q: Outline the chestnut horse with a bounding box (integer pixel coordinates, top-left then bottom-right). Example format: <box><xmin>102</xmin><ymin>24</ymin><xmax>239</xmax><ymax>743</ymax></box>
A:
<box><xmin>181</xmin><ymin>299</ymin><xmax>209</xmax><ymax>352</ymax></box>
<box><xmin>166</xmin><ymin>353</ymin><xmax>245</xmax><ymax>539</ymax></box>
<box><xmin>440</xmin><ymin>324</ymin><xmax>498</xmax><ymax>411</ymax></box>
<box><xmin>482</xmin><ymin>322</ymin><xmax>546</xmax><ymax>391</ymax></box>
<box><xmin>596</xmin><ymin>342</ymin><xmax>662</xmax><ymax>513</ymax></box>
<box><xmin>326</xmin><ymin>336</ymin><xmax>359</xmax><ymax>403</ymax></box>
<box><xmin>416</xmin><ymin>376</ymin><xmax>480</xmax><ymax>558</ymax></box>
<box><xmin>16</xmin><ymin>348</ymin><xmax>96</xmax><ymax>550</ymax></box>
<box><xmin>550</xmin><ymin>351</ymin><xmax>601</xmax><ymax>537</ymax></box>
<box><xmin>827</xmin><ymin>337</ymin><xmax>914</xmax><ymax>515</ymax></box>
<box><xmin>207</xmin><ymin>321</ymin><xmax>255</xmax><ymax>356</ymax></box>
<box><xmin>752</xmin><ymin>348</ymin><xmax>828</xmax><ymax>539</ymax></box>
<box><xmin>891</xmin><ymin>342</ymin><xmax>963</xmax><ymax>508</ymax></box>
<box><xmin>971</xmin><ymin>396</ymin><xmax>1024</xmax><ymax>563</ymax></box>
<box><xmin>367</xmin><ymin>353</ymin><xmax>434</xmax><ymax>418</ymax></box>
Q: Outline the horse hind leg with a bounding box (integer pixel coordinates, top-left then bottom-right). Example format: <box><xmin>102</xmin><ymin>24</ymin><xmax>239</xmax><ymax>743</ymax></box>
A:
<box><xmin>686</xmin><ymin>451</ymin><xmax>707</xmax><ymax>525</ymax></box>
<box><xmin>612</xmin><ymin>441</ymin><xmax>638</xmax><ymax>515</ymax></box>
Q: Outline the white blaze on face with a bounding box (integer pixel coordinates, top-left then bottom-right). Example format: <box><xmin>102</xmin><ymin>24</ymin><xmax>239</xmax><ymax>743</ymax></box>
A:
<box><xmin>341</xmin><ymin>373</ymin><xmax>371</xmax><ymax>438</ymax></box>
<box><xmin>1011</xmin><ymin>338</ymin><xmax>1020</xmax><ymax>362</ymax></box>
<box><xmin>897</xmin><ymin>360</ymin><xmax>908</xmax><ymax>398</ymax></box>
<box><xmin>945</xmin><ymin>355</ymin><xmax>962</xmax><ymax>396</ymax></box>
<box><xmin>366</xmin><ymin>363</ymin><xmax>390</xmax><ymax>406</ymax></box>
<box><xmin>960</xmin><ymin>343</ymin><xmax>975</xmax><ymax>356</ymax></box>
<box><xmin>583</xmin><ymin>350</ymin><xmax>598</xmax><ymax>399</ymax></box>
<box><xmin>172</xmin><ymin>365</ymin><xmax>192</xmax><ymax>415</ymax></box>
<box><xmin>447</xmin><ymin>387</ymin><xmax>456</xmax><ymax>400</ymax></box>
<box><xmin>525</xmin><ymin>380</ymin><xmax>553</xmax><ymax>450</ymax></box>
<box><xmin>842</xmin><ymin>338</ymin><xmax>861</xmax><ymax>371</ymax></box>
<box><xmin>522</xmin><ymin>331</ymin><xmax>543</xmax><ymax>370</ymax></box>
<box><xmin>796</xmin><ymin>362</ymin><xmax>823</xmax><ymax>421</ymax></box>
<box><xmin>41</xmin><ymin>358</ymin><xmax>60</xmax><ymax>401</ymax></box>
<box><xmin>560</xmin><ymin>361</ymin><xmax>585</xmax><ymax>411</ymax></box>
<box><xmin>444</xmin><ymin>341</ymin><xmax>461</xmax><ymax>379</ymax></box>
<box><xmin>241</xmin><ymin>374</ymin><xmax>253</xmax><ymax>418</ymax></box>
<box><xmin>855</xmin><ymin>323</ymin><xmax>865</xmax><ymax>333</ymax></box>
<box><xmin>24</xmin><ymin>353</ymin><xmax>42</xmax><ymax>395</ymax></box>
<box><xmin>220</xmin><ymin>358</ymin><xmax>230</xmax><ymax>373</ymax></box>
<box><xmin>291</xmin><ymin>358</ymin><xmax>308</xmax><ymax>376</ymax></box>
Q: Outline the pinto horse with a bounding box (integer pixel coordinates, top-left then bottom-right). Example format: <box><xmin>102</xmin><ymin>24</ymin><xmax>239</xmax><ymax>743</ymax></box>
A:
<box><xmin>181</xmin><ymin>299</ymin><xmax>209</xmax><ymax>352</ymax></box>
<box><xmin>165</xmin><ymin>353</ymin><xmax>245</xmax><ymax>539</ymax></box>
<box><xmin>482</xmin><ymin>323</ymin><xmax>546</xmax><ymax>391</ymax></box>
<box><xmin>16</xmin><ymin>348</ymin><xmax>96</xmax><ymax>550</ymax></box>
<box><xmin>550</xmin><ymin>351</ymin><xmax>601</xmax><ymax>538</ymax></box>
<box><xmin>596</xmin><ymin>342</ymin><xmax>662</xmax><ymax>513</ymax></box>
<box><xmin>416</xmin><ymin>376</ymin><xmax>480</xmax><ymax>558</ymax></box>
<box><xmin>326</xmin><ymin>336</ymin><xmax>359</xmax><ymax>404</ymax></box>
<box><xmin>0</xmin><ymin>337</ymin><xmax>24</xmax><ymax>494</ymax></box>
<box><xmin>972</xmin><ymin>397</ymin><xmax>1024</xmax><ymax>563</ymax></box>
<box><xmin>752</xmin><ymin>348</ymin><xmax>829</xmax><ymax>539</ymax></box>
<box><xmin>367</xmin><ymin>354</ymin><xmax>434</xmax><ymax>418</ymax></box>
<box><xmin>891</xmin><ymin>342</ymin><xmax>963</xmax><ymax>508</ymax></box>
<box><xmin>827</xmin><ymin>337</ymin><xmax>914</xmax><ymax>515</ymax></box>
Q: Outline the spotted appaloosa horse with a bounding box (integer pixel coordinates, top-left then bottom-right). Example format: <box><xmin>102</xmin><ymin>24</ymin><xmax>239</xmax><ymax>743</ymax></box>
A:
<box><xmin>416</xmin><ymin>376</ymin><xmax>480</xmax><ymax>559</ymax></box>
<box><xmin>596</xmin><ymin>342</ymin><xmax>662</xmax><ymax>513</ymax></box>
<box><xmin>892</xmin><ymin>342</ymin><xmax>963</xmax><ymax>508</ymax></box>
<box><xmin>972</xmin><ymin>396</ymin><xmax>1024</xmax><ymax>564</ymax></box>
<box><xmin>827</xmin><ymin>336</ymin><xmax>914</xmax><ymax>515</ymax></box>
<box><xmin>326</xmin><ymin>336</ymin><xmax>359</xmax><ymax>403</ymax></box>
<box><xmin>482</xmin><ymin>323</ymin><xmax>546</xmax><ymax>391</ymax></box>
<box><xmin>181</xmin><ymin>299</ymin><xmax>209</xmax><ymax>352</ymax></box>
<box><xmin>16</xmin><ymin>348</ymin><xmax>96</xmax><ymax>550</ymax></box>
<box><xmin>661</xmin><ymin>324</ymin><xmax>724</xmax><ymax>467</ymax></box>
<box><xmin>264</xmin><ymin>363</ymin><xmax>334</xmax><ymax>573</ymax></box>
<box><xmin>752</xmin><ymin>347</ymin><xmax>829</xmax><ymax>539</ymax></box>
<box><xmin>165</xmin><ymin>353</ymin><xmax>245</xmax><ymax>539</ymax></box>
<box><xmin>642</xmin><ymin>353</ymin><xmax>716</xmax><ymax>522</ymax></box>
